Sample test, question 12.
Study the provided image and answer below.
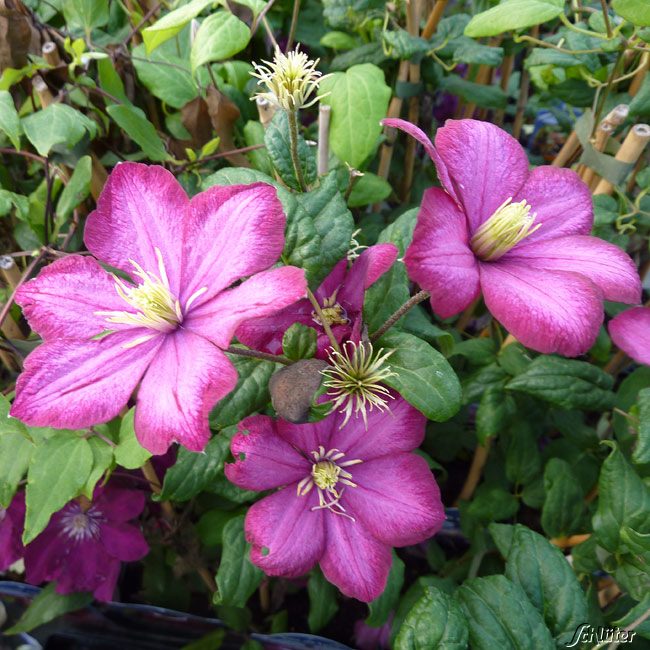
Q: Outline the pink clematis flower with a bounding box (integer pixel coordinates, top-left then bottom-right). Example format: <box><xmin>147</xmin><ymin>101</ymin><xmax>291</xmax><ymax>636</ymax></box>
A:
<box><xmin>609</xmin><ymin>307</ymin><xmax>650</xmax><ymax>366</ymax></box>
<box><xmin>224</xmin><ymin>398</ymin><xmax>445</xmax><ymax>602</ymax></box>
<box><xmin>24</xmin><ymin>484</ymin><xmax>148</xmax><ymax>601</ymax></box>
<box><xmin>236</xmin><ymin>244</ymin><xmax>398</xmax><ymax>358</ymax></box>
<box><xmin>11</xmin><ymin>163</ymin><xmax>307</xmax><ymax>453</ymax></box>
<box><xmin>0</xmin><ymin>492</ymin><xmax>25</xmax><ymax>571</ymax></box>
<box><xmin>383</xmin><ymin>118</ymin><xmax>641</xmax><ymax>356</ymax></box>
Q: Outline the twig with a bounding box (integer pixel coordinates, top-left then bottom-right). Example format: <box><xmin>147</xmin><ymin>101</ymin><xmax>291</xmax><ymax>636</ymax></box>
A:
<box><xmin>286</xmin><ymin>0</ymin><xmax>300</xmax><ymax>51</ymax></box>
<box><xmin>550</xmin><ymin>533</ymin><xmax>591</xmax><ymax>548</ymax></box>
<box><xmin>600</xmin><ymin>0</ymin><xmax>612</xmax><ymax>39</ymax></box>
<box><xmin>317</xmin><ymin>104</ymin><xmax>331</xmax><ymax>176</ymax></box>
<box><xmin>370</xmin><ymin>290</ymin><xmax>430</xmax><ymax>342</ymax></box>
<box><xmin>512</xmin><ymin>26</ymin><xmax>538</xmax><ymax>140</ymax></box>
<box><xmin>455</xmin><ymin>438</ymin><xmax>492</xmax><ymax>504</ymax></box>
<box><xmin>141</xmin><ymin>460</ymin><xmax>176</xmax><ymax>521</ymax></box>
<box><xmin>307</xmin><ymin>288</ymin><xmax>341</xmax><ymax>353</ymax></box>
<box><xmin>225</xmin><ymin>346</ymin><xmax>291</xmax><ymax>365</ymax></box>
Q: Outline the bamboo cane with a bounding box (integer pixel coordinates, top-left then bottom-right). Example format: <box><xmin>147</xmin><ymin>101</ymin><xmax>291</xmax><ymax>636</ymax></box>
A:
<box><xmin>317</xmin><ymin>104</ymin><xmax>330</xmax><ymax>176</ymax></box>
<box><xmin>42</xmin><ymin>42</ymin><xmax>61</xmax><ymax>66</ymax></box>
<box><xmin>629</xmin><ymin>51</ymin><xmax>649</xmax><ymax>97</ymax></box>
<box><xmin>581</xmin><ymin>122</ymin><xmax>614</xmax><ymax>189</ymax></box>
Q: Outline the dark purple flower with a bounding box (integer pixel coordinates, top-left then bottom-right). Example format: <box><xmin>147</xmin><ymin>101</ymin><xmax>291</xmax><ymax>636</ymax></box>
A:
<box><xmin>354</xmin><ymin>613</ymin><xmax>393</xmax><ymax>650</ymax></box>
<box><xmin>24</xmin><ymin>484</ymin><xmax>148</xmax><ymax>601</ymax></box>
<box><xmin>0</xmin><ymin>492</ymin><xmax>25</xmax><ymax>571</ymax></box>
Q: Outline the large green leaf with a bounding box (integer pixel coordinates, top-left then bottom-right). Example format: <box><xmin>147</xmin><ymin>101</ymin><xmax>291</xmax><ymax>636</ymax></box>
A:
<box><xmin>190</xmin><ymin>11</ymin><xmax>250</xmax><ymax>71</ymax></box>
<box><xmin>612</xmin><ymin>0</ymin><xmax>650</xmax><ymax>26</ymax></box>
<box><xmin>106</xmin><ymin>104</ymin><xmax>169</xmax><ymax>161</ymax></box>
<box><xmin>633</xmin><ymin>387</ymin><xmax>650</xmax><ymax>464</ymax></box>
<box><xmin>62</xmin><ymin>0</ymin><xmax>109</xmax><ymax>30</ymax></box>
<box><xmin>143</xmin><ymin>0</ymin><xmax>215</xmax><ymax>53</ymax></box>
<box><xmin>22</xmin><ymin>104</ymin><xmax>96</xmax><ymax>156</ymax></box>
<box><xmin>380</xmin><ymin>330</ymin><xmax>461</xmax><ymax>422</ymax></box>
<box><xmin>490</xmin><ymin>524</ymin><xmax>589</xmax><ymax>647</ymax></box>
<box><xmin>308</xmin><ymin>569</ymin><xmax>339</xmax><ymax>633</ymax></box>
<box><xmin>541</xmin><ymin>458</ymin><xmax>586</xmax><ymax>538</ymax></box>
<box><xmin>455</xmin><ymin>575</ymin><xmax>555</xmax><ymax>650</ymax></box>
<box><xmin>24</xmin><ymin>435</ymin><xmax>94</xmax><ymax>543</ymax></box>
<box><xmin>214</xmin><ymin>515</ymin><xmax>263</xmax><ymax>607</ymax></box>
<box><xmin>395</xmin><ymin>586</ymin><xmax>468</xmax><ymax>650</ymax></box>
<box><xmin>367</xmin><ymin>552</ymin><xmax>404</xmax><ymax>627</ymax></box>
<box><xmin>320</xmin><ymin>63</ymin><xmax>391</xmax><ymax>168</ymax></box>
<box><xmin>0</xmin><ymin>90</ymin><xmax>21</xmax><ymax>150</ymax></box>
<box><xmin>114</xmin><ymin>408</ymin><xmax>152</xmax><ymax>470</ymax></box>
<box><xmin>465</xmin><ymin>0</ymin><xmax>565</xmax><ymax>38</ymax></box>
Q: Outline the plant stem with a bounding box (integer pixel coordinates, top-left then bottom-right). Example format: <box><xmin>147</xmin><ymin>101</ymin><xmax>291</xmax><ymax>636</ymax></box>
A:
<box><xmin>307</xmin><ymin>288</ymin><xmax>341</xmax><ymax>353</ymax></box>
<box><xmin>286</xmin><ymin>0</ymin><xmax>300</xmax><ymax>51</ymax></box>
<box><xmin>287</xmin><ymin>109</ymin><xmax>307</xmax><ymax>192</ymax></box>
<box><xmin>370</xmin><ymin>290</ymin><xmax>430</xmax><ymax>342</ymax></box>
<box><xmin>141</xmin><ymin>460</ymin><xmax>176</xmax><ymax>522</ymax></box>
<box><xmin>225</xmin><ymin>345</ymin><xmax>292</xmax><ymax>365</ymax></box>
<box><xmin>455</xmin><ymin>438</ymin><xmax>492</xmax><ymax>504</ymax></box>
<box><xmin>600</xmin><ymin>0</ymin><xmax>613</xmax><ymax>38</ymax></box>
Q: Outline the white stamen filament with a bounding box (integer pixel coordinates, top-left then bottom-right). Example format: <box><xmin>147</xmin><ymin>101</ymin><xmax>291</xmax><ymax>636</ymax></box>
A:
<box><xmin>470</xmin><ymin>197</ymin><xmax>541</xmax><ymax>262</ymax></box>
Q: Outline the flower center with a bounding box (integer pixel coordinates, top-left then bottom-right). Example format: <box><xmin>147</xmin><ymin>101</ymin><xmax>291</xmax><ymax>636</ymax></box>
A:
<box><xmin>470</xmin><ymin>197</ymin><xmax>541</xmax><ymax>261</ymax></box>
<box><xmin>297</xmin><ymin>446</ymin><xmax>362</xmax><ymax>520</ymax></box>
<box><xmin>312</xmin><ymin>290</ymin><xmax>349</xmax><ymax>328</ymax></box>
<box><xmin>60</xmin><ymin>504</ymin><xmax>102</xmax><ymax>542</ymax></box>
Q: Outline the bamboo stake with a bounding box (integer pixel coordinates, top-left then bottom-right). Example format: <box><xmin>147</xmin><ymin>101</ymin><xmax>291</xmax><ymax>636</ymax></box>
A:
<box><xmin>629</xmin><ymin>51</ymin><xmax>649</xmax><ymax>97</ymax></box>
<box><xmin>593</xmin><ymin>124</ymin><xmax>650</xmax><ymax>195</ymax></box>
<box><xmin>581</xmin><ymin>122</ymin><xmax>614</xmax><ymax>189</ymax></box>
<box><xmin>421</xmin><ymin>0</ymin><xmax>447</xmax><ymax>38</ymax></box>
<box><xmin>32</xmin><ymin>76</ymin><xmax>54</xmax><ymax>108</ymax></box>
<box><xmin>512</xmin><ymin>26</ymin><xmax>538</xmax><ymax>140</ymax></box>
<box><xmin>0</xmin><ymin>256</ymin><xmax>22</xmax><ymax>291</ymax></box>
<box><xmin>493</xmin><ymin>53</ymin><xmax>515</xmax><ymax>127</ymax></box>
<box><xmin>603</xmin><ymin>103</ymin><xmax>630</xmax><ymax>128</ymax></box>
<box><xmin>42</xmin><ymin>42</ymin><xmax>61</xmax><ymax>67</ymax></box>
<box><xmin>455</xmin><ymin>438</ymin><xmax>492</xmax><ymax>504</ymax></box>
<box><xmin>317</xmin><ymin>104</ymin><xmax>330</xmax><ymax>176</ymax></box>
<box><xmin>552</xmin><ymin>130</ymin><xmax>580</xmax><ymax>167</ymax></box>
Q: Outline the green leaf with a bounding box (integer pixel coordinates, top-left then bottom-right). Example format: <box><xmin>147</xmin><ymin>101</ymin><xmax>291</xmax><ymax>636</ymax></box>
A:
<box><xmin>506</xmin><ymin>356</ymin><xmax>615</xmax><ymax>411</ymax></box>
<box><xmin>395</xmin><ymin>586</ymin><xmax>468</xmax><ymax>650</ymax></box>
<box><xmin>380</xmin><ymin>330</ymin><xmax>462</xmax><ymax>422</ymax></box>
<box><xmin>633</xmin><ymin>387</ymin><xmax>650</xmax><ymax>464</ymax></box>
<box><xmin>490</xmin><ymin>524</ymin><xmax>589</xmax><ymax>647</ymax></box>
<box><xmin>62</xmin><ymin>0</ymin><xmax>109</xmax><ymax>30</ymax></box>
<box><xmin>612</xmin><ymin>592</ymin><xmax>650</xmax><ymax>638</ymax></box>
<box><xmin>22</xmin><ymin>104</ymin><xmax>96</xmax><ymax>156</ymax></box>
<box><xmin>439</xmin><ymin>76</ymin><xmax>508</xmax><ymax>109</ymax></box>
<box><xmin>214</xmin><ymin>515</ymin><xmax>263</xmax><ymax>607</ymax></box>
<box><xmin>24</xmin><ymin>435</ymin><xmax>94</xmax><ymax>543</ymax></box>
<box><xmin>97</xmin><ymin>58</ymin><xmax>130</xmax><ymax>105</ymax></box>
<box><xmin>0</xmin><ymin>405</ymin><xmax>33</xmax><ymax>506</ymax></box>
<box><xmin>541</xmin><ymin>458</ymin><xmax>586</xmax><ymax>538</ymax></box>
<box><xmin>0</xmin><ymin>90</ymin><xmax>21</xmax><ymax>150</ymax></box>
<box><xmin>282</xmin><ymin>322</ymin><xmax>317</xmax><ymax>361</ymax></box>
<box><xmin>476</xmin><ymin>386</ymin><xmax>515</xmax><ymax>444</ymax></box>
<box><xmin>106</xmin><ymin>104</ymin><xmax>169</xmax><ymax>161</ymax></box>
<box><xmin>593</xmin><ymin>442</ymin><xmax>650</xmax><ymax>552</ymax></box>
<box><xmin>82</xmin><ymin>435</ymin><xmax>114</xmax><ymax>498</ymax></box>
<box><xmin>143</xmin><ymin>0</ymin><xmax>215</xmax><ymax>53</ymax></box>
<box><xmin>464</xmin><ymin>0</ymin><xmax>565</xmax><ymax>38</ymax></box>
<box><xmin>158</xmin><ymin>435</ymin><xmax>230</xmax><ymax>501</ymax></box>
<box><xmin>455</xmin><ymin>575</ymin><xmax>555</xmax><ymax>650</ymax></box>
<box><xmin>56</xmin><ymin>155</ymin><xmax>91</xmax><ymax>220</ymax></box>
<box><xmin>196</xmin><ymin>508</ymin><xmax>243</xmax><ymax>546</ymax></box>
<box><xmin>190</xmin><ymin>11</ymin><xmax>250</xmax><ymax>71</ymax></box>
<box><xmin>114</xmin><ymin>408</ymin><xmax>151</xmax><ymax>470</ymax></box>
<box><xmin>320</xmin><ymin>31</ymin><xmax>358</xmax><ymax>50</ymax></box>
<box><xmin>210</xmin><ymin>355</ymin><xmax>277</xmax><ymax>429</ymax></box>
<box><xmin>504</xmin><ymin>422</ymin><xmax>541</xmax><ymax>487</ymax></box>
<box><xmin>347</xmin><ymin>172</ymin><xmax>392</xmax><ymax>207</ymax></box>
<box><xmin>320</xmin><ymin>63</ymin><xmax>391</xmax><ymax>168</ymax></box>
<box><xmin>5</xmin><ymin>583</ymin><xmax>93</xmax><ymax>635</ymax></box>
<box><xmin>612</xmin><ymin>0</ymin><xmax>650</xmax><ymax>26</ymax></box>
<box><xmin>264</xmin><ymin>110</ymin><xmax>317</xmax><ymax>191</ymax></box>
<box><xmin>452</xmin><ymin>38</ymin><xmax>504</xmax><ymax>66</ymax></box>
<box><xmin>308</xmin><ymin>568</ymin><xmax>339</xmax><ymax>633</ymax></box>
<box><xmin>367</xmin><ymin>552</ymin><xmax>404</xmax><ymax>627</ymax></box>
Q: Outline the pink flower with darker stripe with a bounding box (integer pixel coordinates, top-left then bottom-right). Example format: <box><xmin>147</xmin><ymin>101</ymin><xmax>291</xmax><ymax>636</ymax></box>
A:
<box><xmin>11</xmin><ymin>163</ymin><xmax>307</xmax><ymax>454</ymax></box>
<box><xmin>609</xmin><ymin>307</ymin><xmax>650</xmax><ymax>366</ymax></box>
<box><xmin>383</xmin><ymin>118</ymin><xmax>642</xmax><ymax>357</ymax></box>
<box><xmin>225</xmin><ymin>397</ymin><xmax>445</xmax><ymax>602</ymax></box>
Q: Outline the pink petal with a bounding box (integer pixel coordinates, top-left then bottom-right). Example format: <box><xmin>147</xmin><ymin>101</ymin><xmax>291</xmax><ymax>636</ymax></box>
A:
<box><xmin>91</xmin><ymin>559</ymin><xmax>121</xmax><ymax>602</ymax></box>
<box><xmin>277</xmin><ymin>416</ymin><xmax>335</xmax><ymax>456</ymax></box>
<box><xmin>609</xmin><ymin>307</ymin><xmax>650</xmax><ymax>366</ymax></box>
<box><xmin>512</xmin><ymin>166</ymin><xmax>593</xmax><ymax>244</ymax></box>
<box><xmin>100</xmin><ymin>521</ymin><xmax>149</xmax><ymax>562</ymax></box>
<box><xmin>315</xmin><ymin>259</ymin><xmax>348</xmax><ymax>302</ymax></box>
<box><xmin>480</xmin><ymin>260</ymin><xmax>603</xmax><ymax>356</ymax></box>
<box><xmin>15</xmin><ymin>255</ymin><xmax>132</xmax><ymax>341</ymax></box>
<box><xmin>343</xmin><ymin>454</ymin><xmax>445</xmax><ymax>546</ymax></box>
<box><xmin>246</xmin><ymin>486</ymin><xmax>325</xmax><ymax>578</ymax></box>
<box><xmin>96</xmin><ymin>486</ymin><xmax>146</xmax><ymax>522</ymax></box>
<box><xmin>435</xmin><ymin>119</ymin><xmax>530</xmax><ymax>232</ymax></box>
<box><xmin>320</xmin><ymin>512</ymin><xmax>392</xmax><ymax>602</ymax></box>
<box><xmin>10</xmin><ymin>331</ymin><xmax>162</xmax><ymax>429</ymax></box>
<box><xmin>85</xmin><ymin>163</ymin><xmax>188</xmax><ymax>294</ymax></box>
<box><xmin>134</xmin><ymin>329</ymin><xmax>238</xmax><ymax>454</ymax></box>
<box><xmin>329</xmin><ymin>396</ymin><xmax>426</xmax><ymax>461</ymax></box>
<box><xmin>185</xmin><ymin>266</ymin><xmax>307</xmax><ymax>348</ymax></box>
<box><xmin>225</xmin><ymin>415</ymin><xmax>311</xmax><ymax>491</ymax></box>
<box><xmin>507</xmin><ymin>235</ymin><xmax>641</xmax><ymax>304</ymax></box>
<box><xmin>181</xmin><ymin>183</ymin><xmax>287</xmax><ymax>308</ymax></box>
<box><xmin>404</xmin><ymin>188</ymin><xmax>480</xmax><ymax>317</ymax></box>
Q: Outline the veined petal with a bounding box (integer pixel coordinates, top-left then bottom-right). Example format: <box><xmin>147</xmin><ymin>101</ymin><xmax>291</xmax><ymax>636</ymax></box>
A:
<box><xmin>134</xmin><ymin>329</ymin><xmax>238</xmax><ymax>454</ymax></box>
<box><xmin>225</xmin><ymin>415</ymin><xmax>311</xmax><ymax>491</ymax></box>
<box><xmin>95</xmin><ymin>486</ymin><xmax>146</xmax><ymax>522</ymax></box>
<box><xmin>480</xmin><ymin>260</ymin><xmax>603</xmax><ymax>357</ymax></box>
<box><xmin>100</xmin><ymin>521</ymin><xmax>149</xmax><ymax>562</ymax></box>
<box><xmin>404</xmin><ymin>188</ymin><xmax>480</xmax><ymax>318</ymax></box>
<box><xmin>507</xmin><ymin>235</ymin><xmax>641</xmax><ymax>304</ymax></box>
<box><xmin>609</xmin><ymin>307</ymin><xmax>650</xmax><ymax>366</ymax></box>
<box><xmin>181</xmin><ymin>183</ymin><xmax>287</xmax><ymax>308</ymax></box>
<box><xmin>15</xmin><ymin>255</ymin><xmax>134</xmax><ymax>341</ymax></box>
<box><xmin>185</xmin><ymin>266</ymin><xmax>307</xmax><ymax>348</ymax></box>
<box><xmin>344</xmin><ymin>454</ymin><xmax>445</xmax><ymax>546</ymax></box>
<box><xmin>277</xmin><ymin>416</ymin><xmax>335</xmax><ymax>456</ymax></box>
<box><xmin>85</xmin><ymin>163</ymin><xmax>188</xmax><ymax>294</ymax></box>
<box><xmin>10</xmin><ymin>331</ymin><xmax>162</xmax><ymax>429</ymax></box>
<box><xmin>435</xmin><ymin>119</ymin><xmax>530</xmax><ymax>232</ymax></box>
<box><xmin>512</xmin><ymin>166</ymin><xmax>593</xmax><ymax>244</ymax></box>
<box><xmin>320</xmin><ymin>512</ymin><xmax>392</xmax><ymax>602</ymax></box>
<box><xmin>246</xmin><ymin>486</ymin><xmax>325</xmax><ymax>578</ymax></box>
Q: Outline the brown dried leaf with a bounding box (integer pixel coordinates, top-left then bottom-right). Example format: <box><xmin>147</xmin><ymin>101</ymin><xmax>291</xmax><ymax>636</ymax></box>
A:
<box><xmin>269</xmin><ymin>359</ymin><xmax>329</xmax><ymax>423</ymax></box>
<box><xmin>205</xmin><ymin>84</ymin><xmax>250</xmax><ymax>167</ymax></box>
<box><xmin>180</xmin><ymin>96</ymin><xmax>212</xmax><ymax>148</ymax></box>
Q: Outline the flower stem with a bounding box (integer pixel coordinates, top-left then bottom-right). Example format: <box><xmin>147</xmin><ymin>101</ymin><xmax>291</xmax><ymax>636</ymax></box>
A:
<box><xmin>225</xmin><ymin>345</ymin><xmax>292</xmax><ymax>365</ymax></box>
<box><xmin>370</xmin><ymin>290</ymin><xmax>430</xmax><ymax>342</ymax></box>
<box><xmin>287</xmin><ymin>109</ymin><xmax>308</xmax><ymax>192</ymax></box>
<box><xmin>454</xmin><ymin>438</ymin><xmax>492</xmax><ymax>504</ymax></box>
<box><xmin>141</xmin><ymin>460</ymin><xmax>176</xmax><ymax>522</ymax></box>
<box><xmin>286</xmin><ymin>0</ymin><xmax>300</xmax><ymax>51</ymax></box>
<box><xmin>307</xmin><ymin>288</ymin><xmax>341</xmax><ymax>353</ymax></box>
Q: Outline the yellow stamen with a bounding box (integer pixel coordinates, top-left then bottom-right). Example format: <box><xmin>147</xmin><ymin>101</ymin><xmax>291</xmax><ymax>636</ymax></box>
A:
<box><xmin>470</xmin><ymin>197</ymin><xmax>541</xmax><ymax>261</ymax></box>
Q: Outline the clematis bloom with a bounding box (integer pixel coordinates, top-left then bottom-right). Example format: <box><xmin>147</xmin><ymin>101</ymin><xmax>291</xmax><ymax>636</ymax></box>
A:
<box><xmin>11</xmin><ymin>163</ymin><xmax>307</xmax><ymax>453</ymax></box>
<box><xmin>383</xmin><ymin>118</ymin><xmax>641</xmax><ymax>356</ymax></box>
<box><xmin>24</xmin><ymin>485</ymin><xmax>148</xmax><ymax>601</ymax></box>
<box><xmin>609</xmin><ymin>307</ymin><xmax>650</xmax><ymax>366</ymax></box>
<box><xmin>0</xmin><ymin>492</ymin><xmax>25</xmax><ymax>571</ymax></box>
<box><xmin>225</xmin><ymin>398</ymin><xmax>445</xmax><ymax>602</ymax></box>
<box><xmin>237</xmin><ymin>243</ymin><xmax>398</xmax><ymax>358</ymax></box>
